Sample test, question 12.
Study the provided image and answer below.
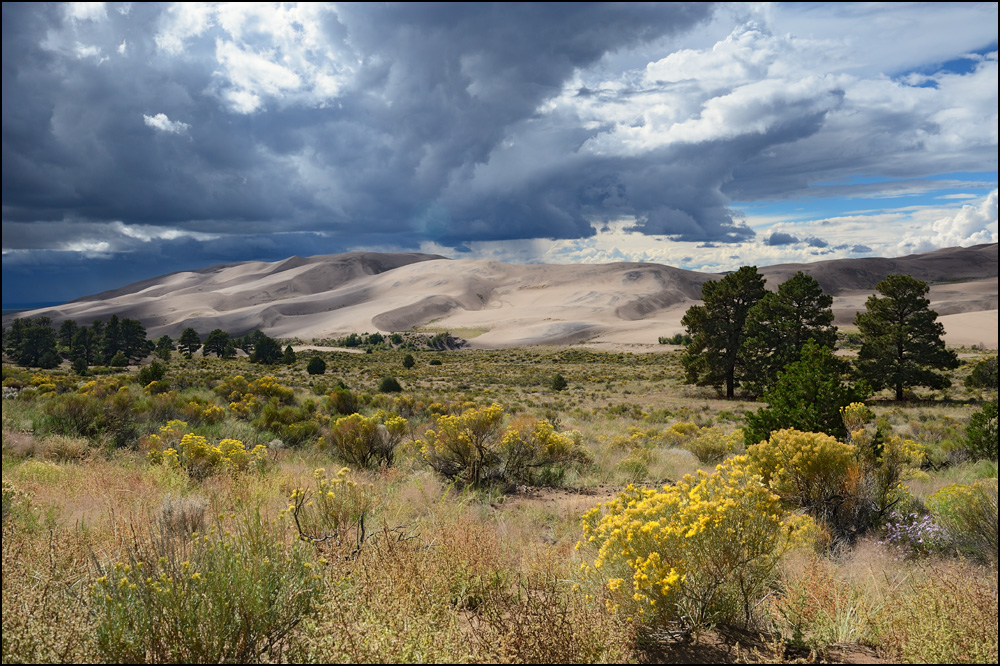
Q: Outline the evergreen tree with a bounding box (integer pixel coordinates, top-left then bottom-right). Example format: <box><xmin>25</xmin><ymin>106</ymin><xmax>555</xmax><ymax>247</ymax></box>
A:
<box><xmin>103</xmin><ymin>315</ymin><xmax>123</xmax><ymax>360</ymax></box>
<box><xmin>154</xmin><ymin>335</ymin><xmax>174</xmax><ymax>361</ymax></box>
<box><xmin>741</xmin><ymin>272</ymin><xmax>837</xmax><ymax>397</ymax></box>
<box><xmin>71</xmin><ymin>327</ymin><xmax>99</xmax><ymax>365</ymax></box>
<box><xmin>203</xmin><ymin>329</ymin><xmax>231</xmax><ymax>358</ymax></box>
<box><xmin>6</xmin><ymin>318</ymin><xmax>59</xmax><ymax>368</ymax></box>
<box><xmin>58</xmin><ymin>319</ymin><xmax>79</xmax><ymax>350</ymax></box>
<box><xmin>855</xmin><ymin>274</ymin><xmax>959</xmax><ymax>401</ymax></box>
<box><xmin>250</xmin><ymin>334</ymin><xmax>282</xmax><ymax>364</ymax></box>
<box><xmin>3</xmin><ymin>318</ymin><xmax>29</xmax><ymax>360</ymax></box>
<box><xmin>966</xmin><ymin>400</ymin><xmax>998</xmax><ymax>462</ymax></box>
<box><xmin>178</xmin><ymin>328</ymin><xmax>202</xmax><ymax>358</ymax></box>
<box><xmin>89</xmin><ymin>320</ymin><xmax>106</xmax><ymax>363</ymax></box>
<box><xmin>743</xmin><ymin>341</ymin><xmax>866</xmax><ymax>445</ymax></box>
<box><xmin>682</xmin><ymin>266</ymin><xmax>767</xmax><ymax>398</ymax></box>
<box><xmin>119</xmin><ymin>318</ymin><xmax>148</xmax><ymax>363</ymax></box>
<box><xmin>283</xmin><ymin>345</ymin><xmax>297</xmax><ymax>365</ymax></box>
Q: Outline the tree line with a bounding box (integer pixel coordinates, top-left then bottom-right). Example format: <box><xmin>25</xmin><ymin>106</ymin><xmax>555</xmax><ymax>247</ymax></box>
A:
<box><xmin>1</xmin><ymin>317</ymin><xmax>291</xmax><ymax>371</ymax></box>
<box><xmin>681</xmin><ymin>269</ymin><xmax>961</xmax><ymax>400</ymax></box>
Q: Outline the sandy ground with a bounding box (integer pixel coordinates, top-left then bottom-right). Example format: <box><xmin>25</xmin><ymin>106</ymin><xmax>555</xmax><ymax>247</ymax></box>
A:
<box><xmin>6</xmin><ymin>245</ymin><xmax>997</xmax><ymax>350</ymax></box>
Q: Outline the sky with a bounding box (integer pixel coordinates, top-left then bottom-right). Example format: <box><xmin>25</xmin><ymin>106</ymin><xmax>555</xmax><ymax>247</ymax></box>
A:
<box><xmin>2</xmin><ymin>2</ymin><xmax>997</xmax><ymax>305</ymax></box>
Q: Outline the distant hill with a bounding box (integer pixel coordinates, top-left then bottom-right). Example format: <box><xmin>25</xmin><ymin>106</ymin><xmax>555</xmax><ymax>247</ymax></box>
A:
<box><xmin>4</xmin><ymin>244</ymin><xmax>996</xmax><ymax>349</ymax></box>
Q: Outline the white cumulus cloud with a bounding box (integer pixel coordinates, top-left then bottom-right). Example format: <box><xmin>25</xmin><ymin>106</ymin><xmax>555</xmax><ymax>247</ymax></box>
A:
<box><xmin>143</xmin><ymin>113</ymin><xmax>190</xmax><ymax>134</ymax></box>
<box><xmin>900</xmin><ymin>189</ymin><xmax>999</xmax><ymax>253</ymax></box>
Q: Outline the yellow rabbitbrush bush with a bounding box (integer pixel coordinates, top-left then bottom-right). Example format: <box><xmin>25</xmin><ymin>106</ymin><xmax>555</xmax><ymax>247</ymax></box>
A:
<box><xmin>321</xmin><ymin>410</ymin><xmax>408</xmax><ymax>469</ymax></box>
<box><xmin>747</xmin><ymin>426</ymin><xmax>914</xmax><ymax>543</ymax></box>
<box><xmin>681</xmin><ymin>426</ymin><xmax>744</xmax><ymax>463</ymax></box>
<box><xmin>746</xmin><ymin>429</ymin><xmax>856</xmax><ymax>510</ymax></box>
<box><xmin>927</xmin><ymin>478</ymin><xmax>998</xmax><ymax>564</ymax></box>
<box><xmin>579</xmin><ymin>457</ymin><xmax>816</xmax><ymax>631</ymax></box>
<box><xmin>147</xmin><ymin>428</ymin><xmax>268</xmax><ymax>479</ymax></box>
<box><xmin>423</xmin><ymin>403</ymin><xmax>586</xmax><ymax>488</ymax></box>
<box><xmin>217</xmin><ymin>375</ymin><xmax>295</xmax><ymax>420</ymax></box>
<box><xmin>284</xmin><ymin>467</ymin><xmax>376</xmax><ymax>549</ymax></box>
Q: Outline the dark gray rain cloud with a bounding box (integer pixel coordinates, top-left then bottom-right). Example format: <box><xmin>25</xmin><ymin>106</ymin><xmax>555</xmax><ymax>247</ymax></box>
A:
<box><xmin>2</xmin><ymin>3</ymin><xmax>724</xmax><ymax>300</ymax></box>
<box><xmin>2</xmin><ymin>3</ymin><xmax>997</xmax><ymax>303</ymax></box>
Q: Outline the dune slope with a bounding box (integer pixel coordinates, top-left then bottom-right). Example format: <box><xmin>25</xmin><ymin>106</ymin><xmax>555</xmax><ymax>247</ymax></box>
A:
<box><xmin>5</xmin><ymin>245</ymin><xmax>996</xmax><ymax>349</ymax></box>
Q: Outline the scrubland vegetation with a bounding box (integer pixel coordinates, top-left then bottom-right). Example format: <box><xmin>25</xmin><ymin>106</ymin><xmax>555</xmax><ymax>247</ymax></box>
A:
<box><xmin>2</xmin><ymin>339</ymin><xmax>996</xmax><ymax>664</ymax></box>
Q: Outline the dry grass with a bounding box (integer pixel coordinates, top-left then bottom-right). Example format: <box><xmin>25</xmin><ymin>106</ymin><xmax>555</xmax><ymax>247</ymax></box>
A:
<box><xmin>2</xmin><ymin>346</ymin><xmax>997</xmax><ymax>663</ymax></box>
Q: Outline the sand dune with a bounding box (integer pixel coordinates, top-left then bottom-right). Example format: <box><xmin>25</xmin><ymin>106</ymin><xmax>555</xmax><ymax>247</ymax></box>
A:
<box><xmin>5</xmin><ymin>244</ymin><xmax>997</xmax><ymax>349</ymax></box>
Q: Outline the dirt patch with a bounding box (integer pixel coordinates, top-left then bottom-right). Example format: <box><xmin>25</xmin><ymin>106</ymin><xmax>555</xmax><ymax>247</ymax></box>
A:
<box><xmin>638</xmin><ymin>627</ymin><xmax>887</xmax><ymax>664</ymax></box>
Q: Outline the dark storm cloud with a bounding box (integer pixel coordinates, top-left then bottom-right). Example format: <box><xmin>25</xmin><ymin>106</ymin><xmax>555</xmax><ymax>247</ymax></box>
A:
<box><xmin>4</xmin><ymin>3</ymin><xmax>995</xmax><ymax>303</ymax></box>
<box><xmin>3</xmin><ymin>3</ymin><xmax>715</xmax><ymax>244</ymax></box>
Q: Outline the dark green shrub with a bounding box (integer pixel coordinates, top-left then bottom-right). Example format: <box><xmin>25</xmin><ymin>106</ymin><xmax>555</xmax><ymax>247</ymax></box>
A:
<box><xmin>327</xmin><ymin>387</ymin><xmax>358</xmax><ymax>415</ymax></box>
<box><xmin>253</xmin><ymin>401</ymin><xmax>322</xmax><ymax>446</ymax></box>
<box><xmin>109</xmin><ymin>351</ymin><xmax>129</xmax><ymax>367</ymax></box>
<box><xmin>429</xmin><ymin>358</ymin><xmax>443</xmax><ymax>366</ymax></box>
<box><xmin>402</xmin><ymin>353</ymin><xmax>415</xmax><ymax>369</ymax></box>
<box><xmin>967</xmin><ymin>400</ymin><xmax>998</xmax><ymax>461</ymax></box>
<box><xmin>551</xmin><ymin>373</ymin><xmax>568</xmax><ymax>391</ymax></box>
<box><xmin>966</xmin><ymin>357</ymin><xmax>998</xmax><ymax>390</ymax></box>
<box><xmin>39</xmin><ymin>391</ymin><xmax>140</xmax><ymax>449</ymax></box>
<box><xmin>378</xmin><ymin>377</ymin><xmax>403</xmax><ymax>393</ymax></box>
<box><xmin>137</xmin><ymin>361</ymin><xmax>166</xmax><ymax>386</ymax></box>
<box><xmin>71</xmin><ymin>357</ymin><xmax>89</xmax><ymax>376</ymax></box>
<box><xmin>306</xmin><ymin>356</ymin><xmax>326</xmax><ymax>375</ymax></box>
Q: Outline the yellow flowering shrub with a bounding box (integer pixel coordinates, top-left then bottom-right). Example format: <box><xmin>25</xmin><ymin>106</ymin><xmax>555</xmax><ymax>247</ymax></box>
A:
<box><xmin>422</xmin><ymin>403</ymin><xmax>507</xmax><ymax>487</ymax></box>
<box><xmin>499</xmin><ymin>417</ymin><xmax>588</xmax><ymax>486</ymax></box>
<box><xmin>147</xmin><ymin>429</ymin><xmax>267</xmax><ymax>478</ymax></box>
<box><xmin>746</xmin><ymin>429</ymin><xmax>856</xmax><ymax>510</ymax></box>
<box><xmin>75</xmin><ymin>377</ymin><xmax>125</xmax><ymax>397</ymax></box>
<box><xmin>681</xmin><ymin>426</ymin><xmax>744</xmax><ymax>463</ymax></box>
<box><xmin>580</xmin><ymin>457</ymin><xmax>815</xmax><ymax>630</ymax></box>
<box><xmin>840</xmin><ymin>402</ymin><xmax>874</xmax><ymax>434</ymax></box>
<box><xmin>927</xmin><ymin>478</ymin><xmax>998</xmax><ymax>563</ymax></box>
<box><xmin>216</xmin><ymin>375</ymin><xmax>294</xmax><ymax>419</ymax></box>
<box><xmin>423</xmin><ymin>404</ymin><xmax>585</xmax><ymax>488</ymax></box>
<box><xmin>748</xmin><ymin>424</ymin><xmax>914</xmax><ymax>543</ymax></box>
<box><xmin>662</xmin><ymin>421</ymin><xmax>700</xmax><ymax>446</ymax></box>
<box><xmin>322</xmin><ymin>410</ymin><xmax>408</xmax><ymax>469</ymax></box>
<box><xmin>283</xmin><ymin>467</ymin><xmax>375</xmax><ymax>547</ymax></box>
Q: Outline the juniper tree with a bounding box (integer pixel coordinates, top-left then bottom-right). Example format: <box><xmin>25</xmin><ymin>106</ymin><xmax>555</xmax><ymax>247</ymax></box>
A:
<box><xmin>744</xmin><ymin>341</ymin><xmax>866</xmax><ymax>445</ymax></box>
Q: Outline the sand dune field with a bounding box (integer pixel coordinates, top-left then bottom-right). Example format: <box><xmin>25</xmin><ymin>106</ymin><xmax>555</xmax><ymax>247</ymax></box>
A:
<box><xmin>5</xmin><ymin>244</ymin><xmax>997</xmax><ymax>349</ymax></box>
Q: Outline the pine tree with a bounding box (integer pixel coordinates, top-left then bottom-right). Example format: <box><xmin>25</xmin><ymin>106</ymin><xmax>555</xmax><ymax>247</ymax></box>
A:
<box><xmin>682</xmin><ymin>266</ymin><xmax>767</xmax><ymax>398</ymax></box>
<box><xmin>203</xmin><ymin>329</ymin><xmax>231</xmax><ymax>358</ymax></box>
<box><xmin>178</xmin><ymin>328</ymin><xmax>202</xmax><ymax>359</ymax></box>
<box><xmin>855</xmin><ymin>274</ymin><xmax>959</xmax><ymax>400</ymax></box>
<box><xmin>741</xmin><ymin>272</ymin><xmax>837</xmax><ymax>397</ymax></box>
